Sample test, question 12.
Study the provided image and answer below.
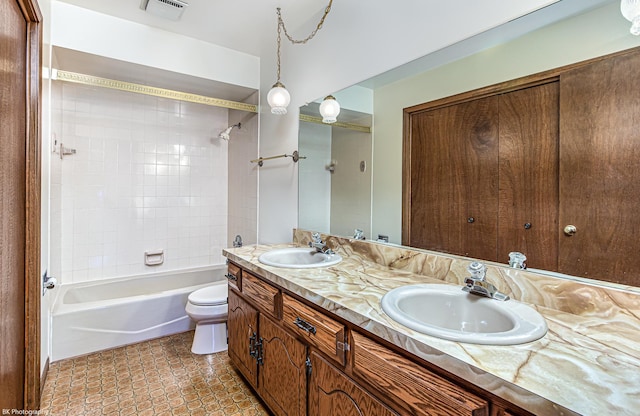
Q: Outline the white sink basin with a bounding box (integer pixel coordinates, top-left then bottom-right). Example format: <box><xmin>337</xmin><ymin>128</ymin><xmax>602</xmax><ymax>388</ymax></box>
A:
<box><xmin>381</xmin><ymin>284</ymin><xmax>547</xmax><ymax>345</ymax></box>
<box><xmin>258</xmin><ymin>247</ymin><xmax>342</xmax><ymax>269</ymax></box>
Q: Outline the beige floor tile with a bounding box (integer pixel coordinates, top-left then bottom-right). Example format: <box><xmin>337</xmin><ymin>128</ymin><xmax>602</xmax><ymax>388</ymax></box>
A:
<box><xmin>41</xmin><ymin>331</ymin><xmax>269</xmax><ymax>416</ymax></box>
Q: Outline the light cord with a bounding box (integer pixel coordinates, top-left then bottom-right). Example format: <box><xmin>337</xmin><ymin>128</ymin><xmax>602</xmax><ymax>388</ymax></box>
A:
<box><xmin>274</xmin><ymin>0</ymin><xmax>333</xmax><ymax>84</ymax></box>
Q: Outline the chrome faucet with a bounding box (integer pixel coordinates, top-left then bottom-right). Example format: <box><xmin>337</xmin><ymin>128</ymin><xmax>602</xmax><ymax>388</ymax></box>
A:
<box><xmin>508</xmin><ymin>251</ymin><xmax>527</xmax><ymax>269</ymax></box>
<box><xmin>462</xmin><ymin>262</ymin><xmax>510</xmax><ymax>301</ymax></box>
<box><xmin>309</xmin><ymin>232</ymin><xmax>335</xmax><ymax>255</ymax></box>
<box><xmin>353</xmin><ymin>229</ymin><xmax>365</xmax><ymax>240</ymax></box>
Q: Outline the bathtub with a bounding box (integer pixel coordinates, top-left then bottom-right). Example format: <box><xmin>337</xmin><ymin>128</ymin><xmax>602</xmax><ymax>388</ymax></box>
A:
<box><xmin>51</xmin><ymin>265</ymin><xmax>226</xmax><ymax>361</ymax></box>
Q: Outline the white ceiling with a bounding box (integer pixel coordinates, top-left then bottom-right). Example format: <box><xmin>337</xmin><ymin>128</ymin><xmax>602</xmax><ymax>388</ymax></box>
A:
<box><xmin>53</xmin><ymin>0</ymin><xmax>615</xmax><ymax>98</ymax></box>
<box><xmin>57</xmin><ymin>0</ymin><xmax>331</xmax><ymax>57</ymax></box>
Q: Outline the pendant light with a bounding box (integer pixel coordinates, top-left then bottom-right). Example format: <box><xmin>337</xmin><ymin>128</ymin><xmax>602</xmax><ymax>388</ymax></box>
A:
<box><xmin>267</xmin><ymin>12</ymin><xmax>290</xmax><ymax>114</ymax></box>
<box><xmin>319</xmin><ymin>95</ymin><xmax>340</xmax><ymax>123</ymax></box>
<box><xmin>267</xmin><ymin>1</ymin><xmax>334</xmax><ymax>115</ymax></box>
<box><xmin>621</xmin><ymin>0</ymin><xmax>640</xmax><ymax>35</ymax></box>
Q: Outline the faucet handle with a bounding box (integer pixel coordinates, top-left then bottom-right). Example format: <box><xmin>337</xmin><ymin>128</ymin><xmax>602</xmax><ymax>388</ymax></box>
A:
<box><xmin>508</xmin><ymin>252</ymin><xmax>527</xmax><ymax>269</ymax></box>
<box><xmin>311</xmin><ymin>232</ymin><xmax>322</xmax><ymax>243</ymax></box>
<box><xmin>467</xmin><ymin>261</ymin><xmax>486</xmax><ymax>281</ymax></box>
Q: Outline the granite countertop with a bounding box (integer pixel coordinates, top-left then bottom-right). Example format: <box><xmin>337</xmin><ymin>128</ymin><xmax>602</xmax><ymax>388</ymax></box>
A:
<box><xmin>223</xmin><ymin>236</ymin><xmax>640</xmax><ymax>416</ymax></box>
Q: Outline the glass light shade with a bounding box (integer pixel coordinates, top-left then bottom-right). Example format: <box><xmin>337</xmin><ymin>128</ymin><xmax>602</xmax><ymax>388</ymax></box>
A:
<box><xmin>621</xmin><ymin>0</ymin><xmax>640</xmax><ymax>35</ymax></box>
<box><xmin>267</xmin><ymin>82</ymin><xmax>290</xmax><ymax>115</ymax></box>
<box><xmin>319</xmin><ymin>95</ymin><xmax>340</xmax><ymax>124</ymax></box>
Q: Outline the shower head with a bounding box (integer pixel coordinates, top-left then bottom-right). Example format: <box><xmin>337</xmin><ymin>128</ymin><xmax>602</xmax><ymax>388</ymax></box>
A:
<box><xmin>218</xmin><ymin>123</ymin><xmax>241</xmax><ymax>140</ymax></box>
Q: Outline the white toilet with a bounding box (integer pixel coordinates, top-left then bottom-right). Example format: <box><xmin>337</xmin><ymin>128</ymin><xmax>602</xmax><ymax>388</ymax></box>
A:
<box><xmin>185</xmin><ymin>282</ymin><xmax>228</xmax><ymax>354</ymax></box>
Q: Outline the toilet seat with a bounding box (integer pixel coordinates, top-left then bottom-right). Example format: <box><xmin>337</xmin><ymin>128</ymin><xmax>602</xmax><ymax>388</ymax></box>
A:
<box><xmin>188</xmin><ymin>284</ymin><xmax>228</xmax><ymax>306</ymax></box>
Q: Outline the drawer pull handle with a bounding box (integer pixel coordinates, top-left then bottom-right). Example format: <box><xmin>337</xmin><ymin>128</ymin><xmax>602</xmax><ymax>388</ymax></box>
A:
<box><xmin>294</xmin><ymin>317</ymin><xmax>317</xmax><ymax>335</ymax></box>
<box><xmin>225</xmin><ymin>273</ymin><xmax>238</xmax><ymax>281</ymax></box>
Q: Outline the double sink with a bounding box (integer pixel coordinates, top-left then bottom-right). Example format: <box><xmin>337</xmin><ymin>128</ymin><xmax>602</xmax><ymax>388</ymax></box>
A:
<box><xmin>258</xmin><ymin>247</ymin><xmax>547</xmax><ymax>345</ymax></box>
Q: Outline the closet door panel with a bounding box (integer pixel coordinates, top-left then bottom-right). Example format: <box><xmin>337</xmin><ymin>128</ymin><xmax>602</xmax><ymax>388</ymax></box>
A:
<box><xmin>559</xmin><ymin>52</ymin><xmax>640</xmax><ymax>285</ymax></box>
<box><xmin>408</xmin><ymin>97</ymin><xmax>499</xmax><ymax>260</ymax></box>
<box><xmin>498</xmin><ymin>82</ymin><xmax>559</xmax><ymax>270</ymax></box>
<box><xmin>407</xmin><ymin>109</ymin><xmax>454</xmax><ymax>252</ymax></box>
<box><xmin>448</xmin><ymin>97</ymin><xmax>500</xmax><ymax>260</ymax></box>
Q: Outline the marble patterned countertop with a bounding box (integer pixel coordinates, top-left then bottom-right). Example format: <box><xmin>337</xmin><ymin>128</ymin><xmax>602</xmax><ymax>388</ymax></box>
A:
<box><xmin>223</xmin><ymin>231</ymin><xmax>640</xmax><ymax>416</ymax></box>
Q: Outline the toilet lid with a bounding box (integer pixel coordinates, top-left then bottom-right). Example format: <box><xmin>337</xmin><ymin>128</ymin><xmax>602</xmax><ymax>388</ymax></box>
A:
<box><xmin>188</xmin><ymin>283</ymin><xmax>228</xmax><ymax>306</ymax></box>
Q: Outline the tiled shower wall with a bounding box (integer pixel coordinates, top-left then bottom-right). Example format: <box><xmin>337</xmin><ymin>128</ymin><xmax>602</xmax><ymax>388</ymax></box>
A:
<box><xmin>50</xmin><ymin>81</ymin><xmax>255</xmax><ymax>284</ymax></box>
<box><xmin>228</xmin><ymin>99</ymin><xmax>259</xmax><ymax>249</ymax></box>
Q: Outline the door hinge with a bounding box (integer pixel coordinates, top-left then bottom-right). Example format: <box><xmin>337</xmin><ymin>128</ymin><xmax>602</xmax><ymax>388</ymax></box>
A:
<box><xmin>337</xmin><ymin>341</ymin><xmax>350</xmax><ymax>351</ymax></box>
<box><xmin>305</xmin><ymin>356</ymin><xmax>312</xmax><ymax>377</ymax></box>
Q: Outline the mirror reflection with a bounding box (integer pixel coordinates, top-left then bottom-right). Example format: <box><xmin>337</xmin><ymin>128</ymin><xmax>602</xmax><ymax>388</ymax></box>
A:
<box><xmin>298</xmin><ymin>101</ymin><xmax>373</xmax><ymax>239</ymax></box>
<box><xmin>297</xmin><ymin>1</ymin><xmax>640</xmax><ymax>286</ymax></box>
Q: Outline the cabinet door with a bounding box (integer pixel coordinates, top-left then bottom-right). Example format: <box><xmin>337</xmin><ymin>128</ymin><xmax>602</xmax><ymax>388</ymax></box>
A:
<box><xmin>498</xmin><ymin>82</ymin><xmax>559</xmax><ymax>270</ymax></box>
<box><xmin>308</xmin><ymin>352</ymin><xmax>398</xmax><ymax>416</ymax></box>
<box><xmin>258</xmin><ymin>315</ymin><xmax>308</xmax><ymax>416</ymax></box>
<box><xmin>559</xmin><ymin>51</ymin><xmax>640</xmax><ymax>285</ymax></box>
<box><xmin>228</xmin><ymin>290</ymin><xmax>258</xmax><ymax>388</ymax></box>
<box><xmin>406</xmin><ymin>96</ymin><xmax>499</xmax><ymax>260</ymax></box>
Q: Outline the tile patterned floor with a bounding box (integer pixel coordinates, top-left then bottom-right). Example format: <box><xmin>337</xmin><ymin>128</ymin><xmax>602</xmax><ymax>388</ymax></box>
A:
<box><xmin>40</xmin><ymin>331</ymin><xmax>270</xmax><ymax>416</ymax></box>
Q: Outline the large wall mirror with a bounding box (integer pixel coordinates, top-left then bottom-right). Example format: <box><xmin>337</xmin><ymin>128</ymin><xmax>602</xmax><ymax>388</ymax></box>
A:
<box><xmin>298</xmin><ymin>100</ymin><xmax>373</xmax><ymax>238</ymax></box>
<box><xmin>297</xmin><ymin>0</ymin><xmax>640</xmax><ymax>286</ymax></box>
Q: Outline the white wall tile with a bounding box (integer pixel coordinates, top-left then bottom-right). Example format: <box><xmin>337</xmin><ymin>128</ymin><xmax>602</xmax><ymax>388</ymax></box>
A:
<box><xmin>49</xmin><ymin>82</ymin><xmax>243</xmax><ymax>283</ymax></box>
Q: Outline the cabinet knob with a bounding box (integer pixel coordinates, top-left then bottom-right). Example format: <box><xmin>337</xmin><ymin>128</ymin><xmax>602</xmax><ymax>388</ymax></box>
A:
<box><xmin>467</xmin><ymin>217</ymin><xmax>475</xmax><ymax>223</ymax></box>
<box><xmin>524</xmin><ymin>223</ymin><xmax>532</xmax><ymax>230</ymax></box>
<box><xmin>564</xmin><ymin>225</ymin><xmax>577</xmax><ymax>236</ymax></box>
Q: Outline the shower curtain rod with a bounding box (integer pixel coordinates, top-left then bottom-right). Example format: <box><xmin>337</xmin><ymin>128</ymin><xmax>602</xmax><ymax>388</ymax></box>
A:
<box><xmin>51</xmin><ymin>69</ymin><xmax>258</xmax><ymax>113</ymax></box>
<box><xmin>299</xmin><ymin>113</ymin><xmax>371</xmax><ymax>133</ymax></box>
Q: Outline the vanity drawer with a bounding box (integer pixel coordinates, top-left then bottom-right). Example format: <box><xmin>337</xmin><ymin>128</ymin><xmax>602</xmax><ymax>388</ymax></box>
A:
<box><xmin>226</xmin><ymin>262</ymin><xmax>241</xmax><ymax>291</ymax></box>
<box><xmin>351</xmin><ymin>332</ymin><xmax>489</xmax><ymax>416</ymax></box>
<box><xmin>282</xmin><ymin>294</ymin><xmax>346</xmax><ymax>366</ymax></box>
<box><xmin>242</xmin><ymin>272</ymin><xmax>281</xmax><ymax>318</ymax></box>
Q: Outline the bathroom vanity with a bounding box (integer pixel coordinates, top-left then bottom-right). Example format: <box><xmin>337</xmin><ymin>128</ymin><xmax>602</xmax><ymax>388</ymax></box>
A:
<box><xmin>223</xmin><ymin>231</ymin><xmax>640</xmax><ymax>416</ymax></box>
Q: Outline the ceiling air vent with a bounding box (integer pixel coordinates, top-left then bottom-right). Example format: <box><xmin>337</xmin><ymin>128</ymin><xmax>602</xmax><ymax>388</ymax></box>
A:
<box><xmin>140</xmin><ymin>0</ymin><xmax>188</xmax><ymax>21</ymax></box>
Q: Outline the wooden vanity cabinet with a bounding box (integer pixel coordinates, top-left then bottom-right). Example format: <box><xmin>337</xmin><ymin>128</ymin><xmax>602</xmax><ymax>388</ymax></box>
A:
<box><xmin>308</xmin><ymin>351</ymin><xmax>398</xmax><ymax>416</ymax></box>
<box><xmin>351</xmin><ymin>331</ymin><xmax>488</xmax><ymax>416</ymax></box>
<box><xmin>226</xmin><ymin>262</ymin><xmax>531</xmax><ymax>416</ymax></box>
<box><xmin>227</xmin><ymin>267</ymin><xmax>306</xmax><ymax>415</ymax></box>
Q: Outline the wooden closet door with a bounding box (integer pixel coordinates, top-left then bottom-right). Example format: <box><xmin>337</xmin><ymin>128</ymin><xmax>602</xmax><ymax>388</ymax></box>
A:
<box><xmin>406</xmin><ymin>97</ymin><xmax>499</xmax><ymax>260</ymax></box>
<box><xmin>559</xmin><ymin>51</ymin><xmax>640</xmax><ymax>285</ymax></box>
<box><xmin>498</xmin><ymin>82</ymin><xmax>559</xmax><ymax>270</ymax></box>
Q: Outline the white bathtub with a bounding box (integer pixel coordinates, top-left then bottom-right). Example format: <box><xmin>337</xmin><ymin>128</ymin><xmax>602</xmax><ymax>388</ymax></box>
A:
<box><xmin>51</xmin><ymin>265</ymin><xmax>226</xmax><ymax>361</ymax></box>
